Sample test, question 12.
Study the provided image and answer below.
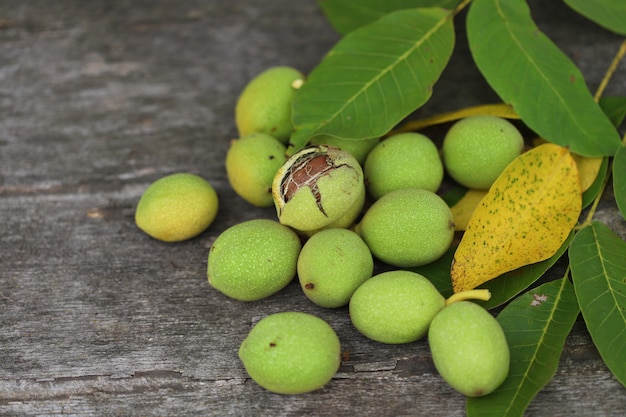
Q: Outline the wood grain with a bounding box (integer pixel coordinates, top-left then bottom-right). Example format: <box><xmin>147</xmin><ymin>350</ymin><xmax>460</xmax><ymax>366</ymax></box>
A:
<box><xmin>1</xmin><ymin>1</ymin><xmax>625</xmax><ymax>415</ymax></box>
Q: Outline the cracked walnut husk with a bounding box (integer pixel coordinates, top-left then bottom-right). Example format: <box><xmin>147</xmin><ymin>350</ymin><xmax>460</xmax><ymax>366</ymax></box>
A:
<box><xmin>271</xmin><ymin>144</ymin><xmax>365</xmax><ymax>234</ymax></box>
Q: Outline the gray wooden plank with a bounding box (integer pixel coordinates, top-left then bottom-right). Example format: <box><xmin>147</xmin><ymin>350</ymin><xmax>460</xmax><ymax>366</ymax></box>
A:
<box><xmin>1</xmin><ymin>0</ymin><xmax>625</xmax><ymax>416</ymax></box>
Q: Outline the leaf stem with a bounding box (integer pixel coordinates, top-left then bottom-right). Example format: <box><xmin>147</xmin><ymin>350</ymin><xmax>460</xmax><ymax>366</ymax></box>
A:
<box><xmin>452</xmin><ymin>0</ymin><xmax>473</xmax><ymax>16</ymax></box>
<box><xmin>445</xmin><ymin>289</ymin><xmax>491</xmax><ymax>306</ymax></box>
<box><xmin>593</xmin><ymin>39</ymin><xmax>626</xmax><ymax>102</ymax></box>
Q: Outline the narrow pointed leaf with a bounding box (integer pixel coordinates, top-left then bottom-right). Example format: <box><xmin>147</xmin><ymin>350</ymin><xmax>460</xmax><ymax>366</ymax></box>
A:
<box><xmin>570</xmin><ymin>221</ymin><xmax>626</xmax><ymax>386</ymax></box>
<box><xmin>467</xmin><ymin>0</ymin><xmax>622</xmax><ymax>157</ymax></box>
<box><xmin>614</xmin><ymin>145</ymin><xmax>626</xmax><ymax>219</ymax></box>
<box><xmin>391</xmin><ymin>102</ymin><xmax>520</xmax><ymax>134</ymax></box>
<box><xmin>564</xmin><ymin>0</ymin><xmax>626</xmax><ymax>35</ymax></box>
<box><xmin>467</xmin><ymin>278</ymin><xmax>580</xmax><ymax>417</ymax></box>
<box><xmin>317</xmin><ymin>0</ymin><xmax>461</xmax><ymax>35</ymax></box>
<box><xmin>290</xmin><ymin>8</ymin><xmax>455</xmax><ymax>153</ymax></box>
<box><xmin>451</xmin><ymin>144</ymin><xmax>582</xmax><ymax>292</ymax></box>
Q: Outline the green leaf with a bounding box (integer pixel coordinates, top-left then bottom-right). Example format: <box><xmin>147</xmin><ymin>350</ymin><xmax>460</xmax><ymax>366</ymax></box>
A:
<box><xmin>600</xmin><ymin>96</ymin><xmax>626</xmax><ymax>127</ymax></box>
<box><xmin>564</xmin><ymin>0</ymin><xmax>626</xmax><ymax>35</ymax></box>
<box><xmin>614</xmin><ymin>146</ymin><xmax>626</xmax><ymax>219</ymax></box>
<box><xmin>317</xmin><ymin>0</ymin><xmax>461</xmax><ymax>35</ymax></box>
<box><xmin>289</xmin><ymin>8</ymin><xmax>455</xmax><ymax>153</ymax></box>
<box><xmin>475</xmin><ymin>232</ymin><xmax>574</xmax><ymax>310</ymax></box>
<box><xmin>467</xmin><ymin>278</ymin><xmax>580</xmax><ymax>417</ymax></box>
<box><xmin>569</xmin><ymin>221</ymin><xmax>626</xmax><ymax>387</ymax></box>
<box><xmin>467</xmin><ymin>0</ymin><xmax>622</xmax><ymax>157</ymax></box>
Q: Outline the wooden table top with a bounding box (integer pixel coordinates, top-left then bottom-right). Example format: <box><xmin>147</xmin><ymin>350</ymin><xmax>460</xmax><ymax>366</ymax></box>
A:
<box><xmin>1</xmin><ymin>1</ymin><xmax>625</xmax><ymax>415</ymax></box>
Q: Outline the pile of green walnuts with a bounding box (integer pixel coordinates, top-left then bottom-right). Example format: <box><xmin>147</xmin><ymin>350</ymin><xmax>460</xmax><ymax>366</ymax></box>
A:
<box><xmin>136</xmin><ymin>66</ymin><xmax>523</xmax><ymax>398</ymax></box>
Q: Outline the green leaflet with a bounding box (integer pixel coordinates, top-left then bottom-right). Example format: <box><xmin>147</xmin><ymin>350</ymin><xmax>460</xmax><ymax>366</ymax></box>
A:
<box><xmin>564</xmin><ymin>0</ymin><xmax>626</xmax><ymax>35</ymax></box>
<box><xmin>466</xmin><ymin>278</ymin><xmax>580</xmax><ymax>417</ymax></box>
<box><xmin>614</xmin><ymin>146</ymin><xmax>626</xmax><ymax>219</ymax></box>
<box><xmin>317</xmin><ymin>0</ymin><xmax>461</xmax><ymax>35</ymax></box>
<box><xmin>289</xmin><ymin>8</ymin><xmax>455</xmax><ymax>154</ymax></box>
<box><xmin>467</xmin><ymin>0</ymin><xmax>622</xmax><ymax>157</ymax></box>
<box><xmin>570</xmin><ymin>221</ymin><xmax>626</xmax><ymax>388</ymax></box>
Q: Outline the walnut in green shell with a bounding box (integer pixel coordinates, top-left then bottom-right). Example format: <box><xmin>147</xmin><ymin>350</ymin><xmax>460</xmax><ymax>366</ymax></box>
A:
<box><xmin>271</xmin><ymin>145</ymin><xmax>365</xmax><ymax>234</ymax></box>
<box><xmin>226</xmin><ymin>133</ymin><xmax>287</xmax><ymax>207</ymax></box>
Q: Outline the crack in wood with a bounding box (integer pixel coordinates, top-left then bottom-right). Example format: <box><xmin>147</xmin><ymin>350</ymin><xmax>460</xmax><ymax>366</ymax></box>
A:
<box><xmin>0</xmin><ymin>371</ymin><xmax>246</xmax><ymax>404</ymax></box>
<box><xmin>338</xmin><ymin>356</ymin><xmax>436</xmax><ymax>378</ymax></box>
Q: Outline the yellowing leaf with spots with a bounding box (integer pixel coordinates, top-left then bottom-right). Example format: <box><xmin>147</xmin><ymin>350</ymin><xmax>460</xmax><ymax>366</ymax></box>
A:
<box><xmin>451</xmin><ymin>143</ymin><xmax>582</xmax><ymax>293</ymax></box>
<box><xmin>533</xmin><ymin>137</ymin><xmax>602</xmax><ymax>192</ymax></box>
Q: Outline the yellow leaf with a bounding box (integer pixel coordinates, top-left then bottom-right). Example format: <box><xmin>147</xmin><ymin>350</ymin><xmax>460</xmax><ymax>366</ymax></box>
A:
<box><xmin>572</xmin><ymin>154</ymin><xmax>603</xmax><ymax>192</ymax></box>
<box><xmin>532</xmin><ymin>138</ymin><xmax>602</xmax><ymax>192</ymax></box>
<box><xmin>450</xmin><ymin>190</ymin><xmax>488</xmax><ymax>231</ymax></box>
<box><xmin>451</xmin><ymin>143</ymin><xmax>582</xmax><ymax>293</ymax></box>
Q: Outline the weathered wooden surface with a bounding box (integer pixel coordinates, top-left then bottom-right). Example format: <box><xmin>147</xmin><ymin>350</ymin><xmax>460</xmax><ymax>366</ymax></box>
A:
<box><xmin>1</xmin><ymin>1</ymin><xmax>625</xmax><ymax>415</ymax></box>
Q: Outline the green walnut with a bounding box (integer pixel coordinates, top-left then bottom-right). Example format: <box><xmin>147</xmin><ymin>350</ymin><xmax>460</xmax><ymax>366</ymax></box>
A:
<box><xmin>135</xmin><ymin>173</ymin><xmax>219</xmax><ymax>242</ymax></box>
<box><xmin>207</xmin><ymin>219</ymin><xmax>301</xmax><ymax>301</ymax></box>
<box><xmin>308</xmin><ymin>134</ymin><xmax>380</xmax><ymax>165</ymax></box>
<box><xmin>428</xmin><ymin>301</ymin><xmax>510</xmax><ymax>397</ymax></box>
<box><xmin>356</xmin><ymin>188</ymin><xmax>454</xmax><ymax>267</ymax></box>
<box><xmin>442</xmin><ymin>115</ymin><xmax>524</xmax><ymax>190</ymax></box>
<box><xmin>298</xmin><ymin>228</ymin><xmax>373</xmax><ymax>308</ymax></box>
<box><xmin>239</xmin><ymin>312</ymin><xmax>341</xmax><ymax>394</ymax></box>
<box><xmin>272</xmin><ymin>145</ymin><xmax>365</xmax><ymax>234</ymax></box>
<box><xmin>226</xmin><ymin>133</ymin><xmax>287</xmax><ymax>207</ymax></box>
<box><xmin>235</xmin><ymin>66</ymin><xmax>305</xmax><ymax>144</ymax></box>
<box><xmin>364</xmin><ymin>132</ymin><xmax>443</xmax><ymax>199</ymax></box>
<box><xmin>349</xmin><ymin>270</ymin><xmax>445</xmax><ymax>344</ymax></box>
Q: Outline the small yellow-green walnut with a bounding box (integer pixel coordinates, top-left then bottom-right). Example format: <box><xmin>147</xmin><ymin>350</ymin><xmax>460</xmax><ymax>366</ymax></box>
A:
<box><xmin>272</xmin><ymin>145</ymin><xmax>365</xmax><ymax>233</ymax></box>
<box><xmin>356</xmin><ymin>188</ymin><xmax>454</xmax><ymax>267</ymax></box>
<box><xmin>429</xmin><ymin>301</ymin><xmax>510</xmax><ymax>397</ymax></box>
<box><xmin>239</xmin><ymin>312</ymin><xmax>341</xmax><ymax>395</ymax></box>
<box><xmin>309</xmin><ymin>134</ymin><xmax>380</xmax><ymax>165</ymax></box>
<box><xmin>349</xmin><ymin>270</ymin><xmax>445</xmax><ymax>344</ymax></box>
<box><xmin>226</xmin><ymin>133</ymin><xmax>287</xmax><ymax>207</ymax></box>
<box><xmin>442</xmin><ymin>115</ymin><xmax>524</xmax><ymax>190</ymax></box>
<box><xmin>207</xmin><ymin>219</ymin><xmax>301</xmax><ymax>301</ymax></box>
<box><xmin>298</xmin><ymin>228</ymin><xmax>373</xmax><ymax>308</ymax></box>
<box><xmin>235</xmin><ymin>66</ymin><xmax>305</xmax><ymax>144</ymax></box>
<box><xmin>364</xmin><ymin>132</ymin><xmax>443</xmax><ymax>199</ymax></box>
<box><xmin>135</xmin><ymin>173</ymin><xmax>218</xmax><ymax>242</ymax></box>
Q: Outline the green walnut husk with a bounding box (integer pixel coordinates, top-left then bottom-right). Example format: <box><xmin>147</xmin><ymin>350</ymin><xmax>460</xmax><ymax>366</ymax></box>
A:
<box><xmin>271</xmin><ymin>145</ymin><xmax>365</xmax><ymax>233</ymax></box>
